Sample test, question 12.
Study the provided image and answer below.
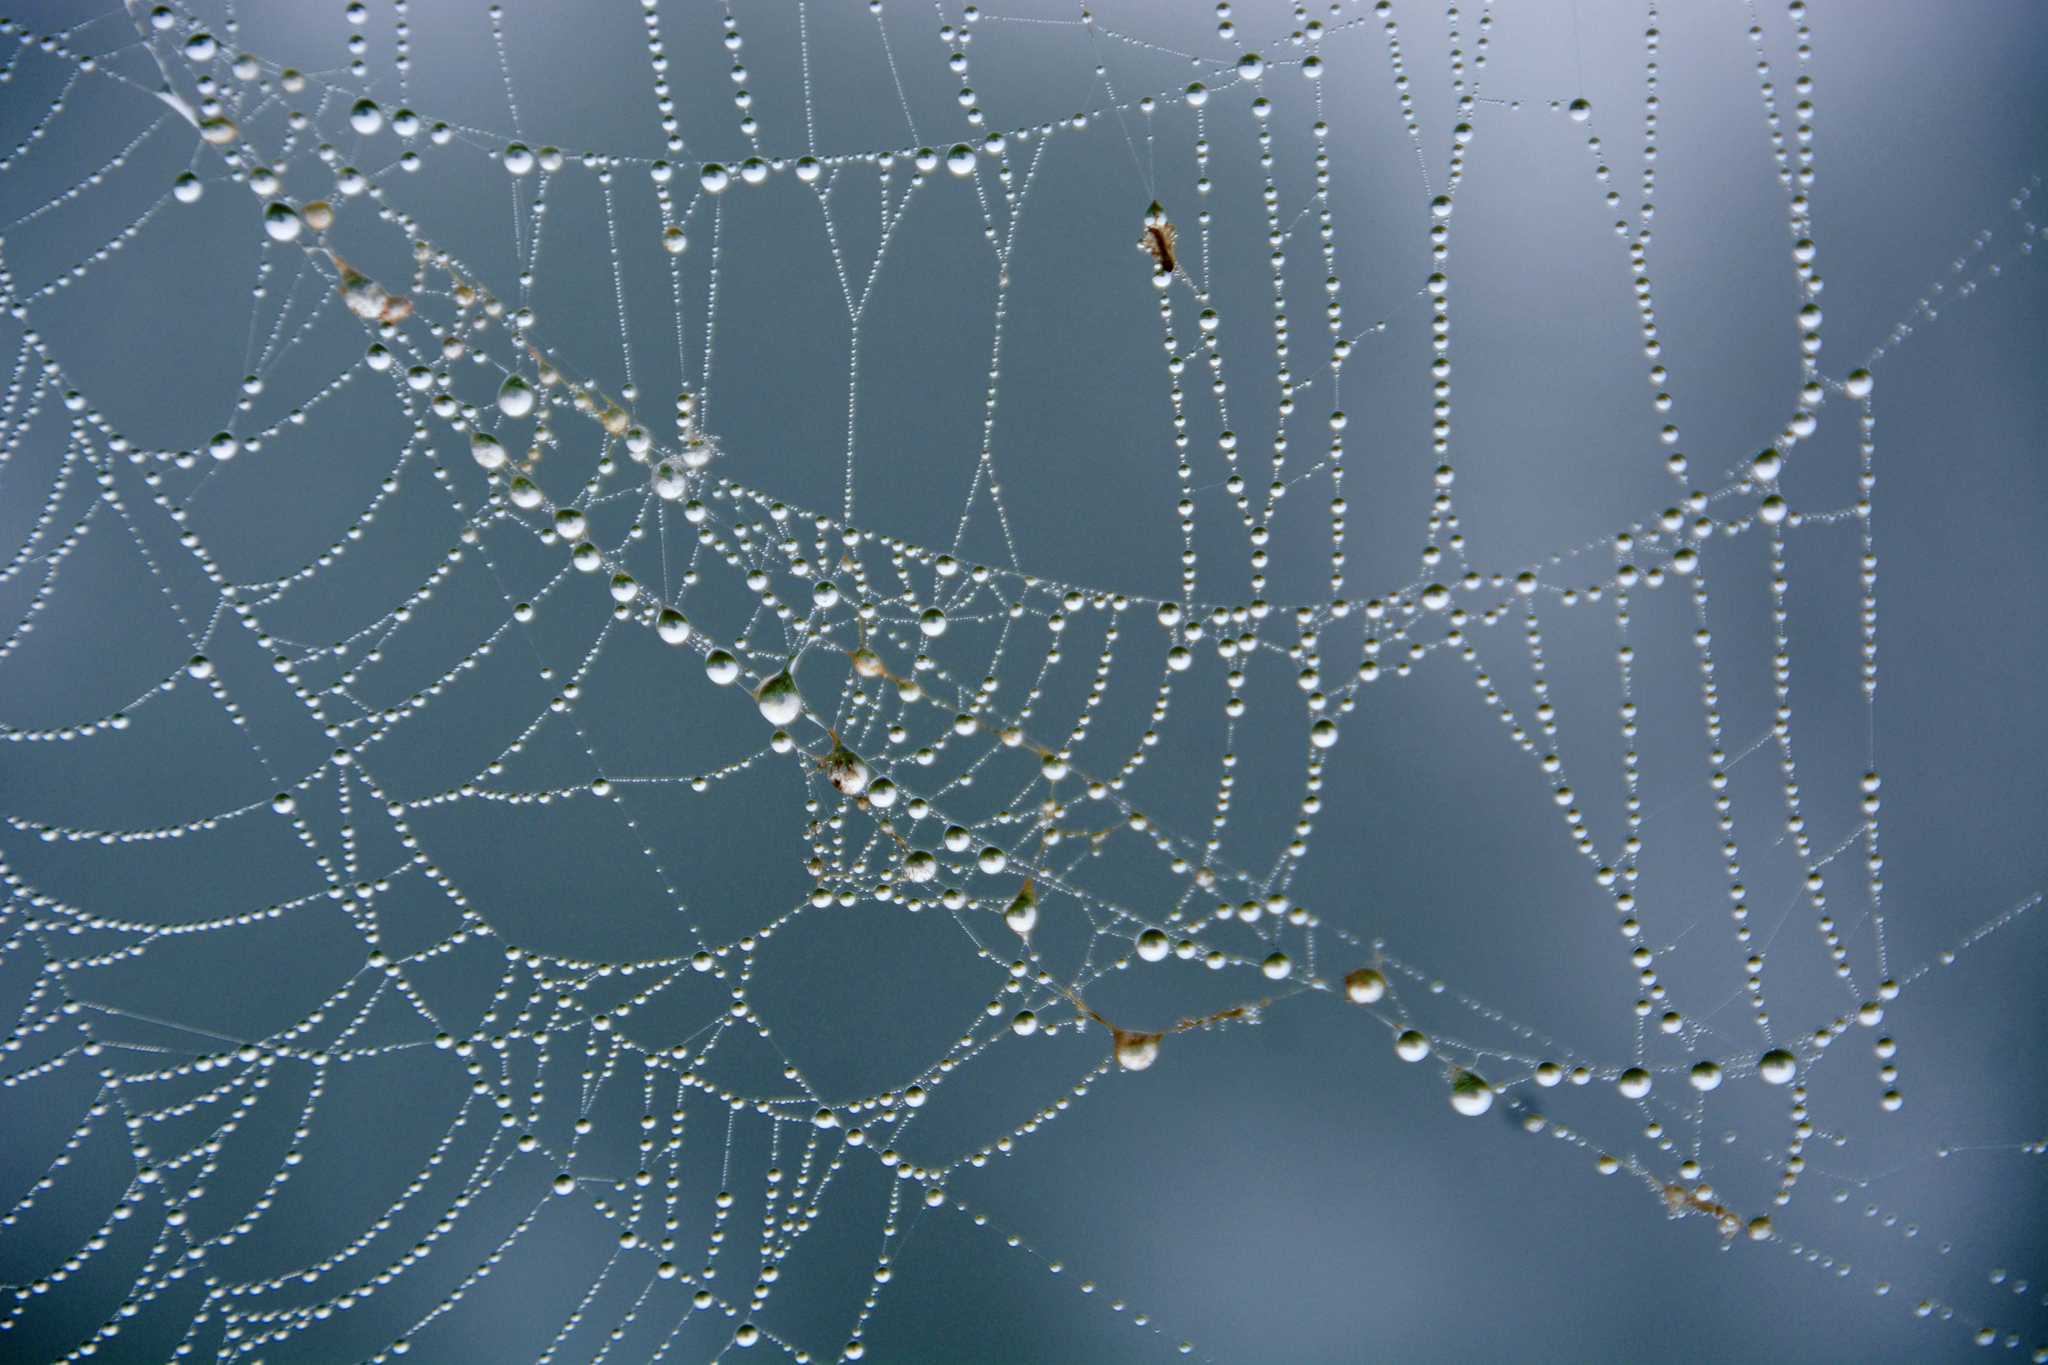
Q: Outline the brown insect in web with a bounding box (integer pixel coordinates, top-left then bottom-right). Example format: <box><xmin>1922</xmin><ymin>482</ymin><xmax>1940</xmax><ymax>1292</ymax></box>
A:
<box><xmin>1138</xmin><ymin>200</ymin><xmax>1176</xmax><ymax>277</ymax></box>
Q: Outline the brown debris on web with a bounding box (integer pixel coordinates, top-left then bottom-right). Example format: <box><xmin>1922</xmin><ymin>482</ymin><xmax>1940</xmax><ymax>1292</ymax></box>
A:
<box><xmin>328</xmin><ymin>251</ymin><xmax>411</xmax><ymax>323</ymax></box>
<box><xmin>1138</xmin><ymin>200</ymin><xmax>1177</xmax><ymax>276</ymax></box>
<box><xmin>1061</xmin><ymin>987</ymin><xmax>1263</xmax><ymax>1072</ymax></box>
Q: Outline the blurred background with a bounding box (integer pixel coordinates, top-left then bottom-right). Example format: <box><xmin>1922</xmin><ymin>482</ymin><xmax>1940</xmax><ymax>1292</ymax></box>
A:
<box><xmin>0</xmin><ymin>1</ymin><xmax>2042</xmax><ymax>1361</ymax></box>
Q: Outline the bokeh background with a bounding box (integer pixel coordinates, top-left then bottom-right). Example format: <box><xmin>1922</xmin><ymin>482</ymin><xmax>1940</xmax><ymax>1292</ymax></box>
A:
<box><xmin>0</xmin><ymin>1</ymin><xmax>2042</xmax><ymax>1362</ymax></box>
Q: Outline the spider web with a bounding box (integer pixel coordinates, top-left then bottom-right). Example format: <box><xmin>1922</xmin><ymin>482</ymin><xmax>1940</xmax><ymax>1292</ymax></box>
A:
<box><xmin>0</xmin><ymin>0</ymin><xmax>2044</xmax><ymax>1362</ymax></box>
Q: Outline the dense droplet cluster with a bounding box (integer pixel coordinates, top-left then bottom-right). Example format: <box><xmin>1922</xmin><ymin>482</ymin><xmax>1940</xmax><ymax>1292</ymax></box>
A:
<box><xmin>0</xmin><ymin>3</ymin><xmax>2041</xmax><ymax>1363</ymax></box>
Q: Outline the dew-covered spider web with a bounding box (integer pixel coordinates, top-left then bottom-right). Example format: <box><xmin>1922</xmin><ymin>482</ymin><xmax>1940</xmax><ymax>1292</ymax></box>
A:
<box><xmin>0</xmin><ymin>0</ymin><xmax>2044</xmax><ymax>1361</ymax></box>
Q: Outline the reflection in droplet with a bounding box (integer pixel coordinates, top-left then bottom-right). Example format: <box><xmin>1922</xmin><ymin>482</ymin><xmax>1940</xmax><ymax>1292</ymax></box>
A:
<box><xmin>1450</xmin><ymin>1071</ymin><xmax>1493</xmax><ymax>1116</ymax></box>
<box><xmin>1344</xmin><ymin>968</ymin><xmax>1385</xmax><ymax>1004</ymax></box>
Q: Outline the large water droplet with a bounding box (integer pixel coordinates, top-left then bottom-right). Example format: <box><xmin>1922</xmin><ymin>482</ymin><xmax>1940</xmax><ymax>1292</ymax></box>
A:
<box><xmin>1344</xmin><ymin>968</ymin><xmax>1385</xmax><ymax>1003</ymax></box>
<box><xmin>1115</xmin><ymin>1030</ymin><xmax>1160</xmax><ymax>1071</ymax></box>
<box><xmin>1185</xmin><ymin>82</ymin><xmax>1209</xmax><ymax>107</ymax></box>
<box><xmin>1136</xmin><ymin>928</ymin><xmax>1170</xmax><ymax>962</ymax></box>
<box><xmin>263</xmin><ymin>202</ymin><xmax>303</xmax><ymax>242</ymax></box>
<box><xmin>919</xmin><ymin>608</ymin><xmax>948</xmax><ymax>637</ymax></box>
<box><xmin>1450</xmin><ymin>1071</ymin><xmax>1493</xmax><ymax>1116</ymax></box>
<box><xmin>1237</xmin><ymin>53</ymin><xmax>1265</xmax><ymax>81</ymax></box>
<box><xmin>1004</xmin><ymin>882</ymin><xmax>1038</xmax><ymax>935</ymax></box>
<box><xmin>350</xmin><ymin>99</ymin><xmax>384</xmax><ymax>135</ymax></box>
<box><xmin>756</xmin><ymin>670</ymin><xmax>802</xmax><ymax>726</ymax></box>
<box><xmin>946</xmin><ymin>144</ymin><xmax>976</xmax><ymax>177</ymax></box>
<box><xmin>503</xmin><ymin>142</ymin><xmax>535</xmax><ymax>176</ymax></box>
<box><xmin>1617</xmin><ymin>1067</ymin><xmax>1653</xmax><ymax>1099</ymax></box>
<box><xmin>1568</xmin><ymin>98</ymin><xmax>1591</xmax><ymax>122</ymax></box>
<box><xmin>1261</xmin><ymin>952</ymin><xmax>1291</xmax><ymax>980</ymax></box>
<box><xmin>173</xmin><ymin>172</ymin><xmax>204</xmax><ymax>203</ymax></box>
<box><xmin>657</xmin><ymin>610</ymin><xmax>692</xmax><ymax>645</ymax></box>
<box><xmin>705</xmin><ymin>651</ymin><xmax>740</xmax><ymax>685</ymax></box>
<box><xmin>1395</xmin><ymin>1029</ymin><xmax>1430</xmax><ymax>1062</ymax></box>
<box><xmin>498</xmin><ymin>374</ymin><xmax>535</xmax><ymax>418</ymax></box>
<box><xmin>1690</xmin><ymin>1061</ymin><xmax>1724</xmax><ymax>1091</ymax></box>
<box><xmin>701</xmin><ymin>163</ymin><xmax>730</xmax><ymax>194</ymax></box>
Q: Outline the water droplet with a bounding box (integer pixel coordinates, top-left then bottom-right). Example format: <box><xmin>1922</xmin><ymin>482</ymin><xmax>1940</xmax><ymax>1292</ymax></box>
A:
<box><xmin>1450</xmin><ymin>1071</ymin><xmax>1493</xmax><ymax>1116</ymax></box>
<box><xmin>503</xmin><ymin>143</ymin><xmax>535</xmax><ymax>176</ymax></box>
<box><xmin>1421</xmin><ymin>584</ymin><xmax>1451</xmax><ymax>611</ymax></box>
<box><xmin>902</xmin><ymin>850</ymin><xmax>937</xmax><ymax>883</ymax></box>
<box><xmin>271</xmin><ymin>794</ymin><xmax>295</xmax><ymax>814</ymax></box>
<box><xmin>1748</xmin><ymin>1215</ymin><xmax>1773</xmax><ymax>1240</ymax></box>
<box><xmin>1844</xmin><ymin>369</ymin><xmax>1873</xmax><ymax>399</ymax></box>
<box><xmin>756</xmin><ymin>670</ymin><xmax>802</xmax><ymax>726</ymax></box>
<box><xmin>1198</xmin><ymin>309</ymin><xmax>1220</xmax><ymax>332</ymax></box>
<box><xmin>497</xmin><ymin>375</ymin><xmax>535</xmax><ymax>418</ymax></box>
<box><xmin>978</xmin><ymin>847</ymin><xmax>1007</xmax><ymax>874</ymax></box>
<box><xmin>655</xmin><ymin>610</ymin><xmax>691</xmax><ymax>646</ymax></box>
<box><xmin>705</xmin><ymin>651</ymin><xmax>740</xmax><ymax>686</ymax></box>
<box><xmin>198</xmin><ymin>117</ymin><xmax>238</xmax><ymax>146</ymax></box>
<box><xmin>350</xmin><ymin>99</ymin><xmax>384</xmax><ymax>135</ymax></box>
<box><xmin>740</xmin><ymin>157</ymin><xmax>769</xmax><ymax>185</ymax></box>
<box><xmin>1617</xmin><ymin>1067</ymin><xmax>1653</xmax><ymax>1099</ymax></box>
<box><xmin>1186</xmin><ymin>82</ymin><xmax>1209</xmax><ymax>107</ymax></box>
<box><xmin>609</xmin><ymin>574</ymin><xmax>639</xmax><ymax>604</ymax></box>
<box><xmin>1310</xmin><ymin>718</ymin><xmax>1339</xmax><ymax>748</ymax></box>
<box><xmin>1012</xmin><ymin>1010</ymin><xmax>1038</xmax><ymax>1036</ymax></box>
<box><xmin>187</xmin><ymin>656</ymin><xmax>214</xmax><ymax>680</ymax></box>
<box><xmin>700</xmin><ymin>163</ymin><xmax>731</xmax><ymax>194</ymax></box>
<box><xmin>173</xmin><ymin>172</ymin><xmax>203</xmax><ymax>203</ymax></box>
<box><xmin>795</xmin><ymin>156</ymin><xmax>821</xmax><ymax>183</ymax></box>
<box><xmin>1395</xmin><ymin>1029</ymin><xmax>1430</xmax><ymax>1062</ymax></box>
<box><xmin>1535</xmin><ymin>1061</ymin><xmax>1564</xmax><ymax>1086</ymax></box>
<box><xmin>1856</xmin><ymin>1001</ymin><xmax>1884</xmax><ymax>1027</ymax></box>
<box><xmin>1302</xmin><ymin>55</ymin><xmax>1324</xmax><ymax>79</ymax></box>
<box><xmin>263</xmin><ymin>202</ymin><xmax>303</xmax><ymax>242</ymax></box>
<box><xmin>919</xmin><ymin>608</ymin><xmax>948</xmax><ymax>637</ymax></box>
<box><xmin>946</xmin><ymin>144</ymin><xmax>977</xmax><ymax>177</ymax></box>
<box><xmin>1237</xmin><ymin>53</ymin><xmax>1265</xmax><ymax>81</ymax></box>
<box><xmin>735</xmin><ymin>1325</ymin><xmax>759</xmax><ymax>1347</ymax></box>
<box><xmin>1261</xmin><ymin>951</ymin><xmax>1291</xmax><ymax>980</ymax></box>
<box><xmin>208</xmin><ymin>432</ymin><xmax>239</xmax><ymax>460</ymax></box>
<box><xmin>553</xmin><ymin>1174</ymin><xmax>575</xmax><ymax>1195</ymax></box>
<box><xmin>1690</xmin><ymin>1061</ymin><xmax>1724</xmax><ymax>1091</ymax></box>
<box><xmin>1344</xmin><ymin>968</ymin><xmax>1386</xmax><ymax>1003</ymax></box>
<box><xmin>1004</xmin><ymin>882</ymin><xmax>1039</xmax><ymax>935</ymax></box>
<box><xmin>1136</xmin><ymin>928</ymin><xmax>1171</xmax><ymax>962</ymax></box>
<box><xmin>1430</xmin><ymin>195</ymin><xmax>1454</xmax><ymax>220</ymax></box>
<box><xmin>1568</xmin><ymin>98</ymin><xmax>1592</xmax><ymax>122</ymax></box>
<box><xmin>470</xmin><ymin>432</ymin><xmax>508</xmax><ymax>470</ymax></box>
<box><xmin>1115</xmin><ymin>1030</ymin><xmax>1160</xmax><ymax>1071</ymax></box>
<box><xmin>184</xmin><ymin>32</ymin><xmax>218</xmax><ymax>62</ymax></box>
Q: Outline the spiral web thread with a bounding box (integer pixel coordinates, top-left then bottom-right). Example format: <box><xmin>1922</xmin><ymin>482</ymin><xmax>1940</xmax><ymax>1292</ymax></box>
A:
<box><xmin>0</xmin><ymin>1</ymin><xmax>2043</xmax><ymax>1362</ymax></box>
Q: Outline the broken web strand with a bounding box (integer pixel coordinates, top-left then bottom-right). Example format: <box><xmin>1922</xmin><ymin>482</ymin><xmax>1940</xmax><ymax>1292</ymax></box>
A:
<box><xmin>0</xmin><ymin>2</ymin><xmax>2039</xmax><ymax>1365</ymax></box>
